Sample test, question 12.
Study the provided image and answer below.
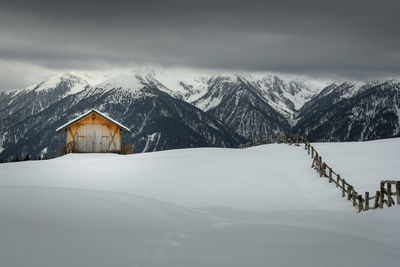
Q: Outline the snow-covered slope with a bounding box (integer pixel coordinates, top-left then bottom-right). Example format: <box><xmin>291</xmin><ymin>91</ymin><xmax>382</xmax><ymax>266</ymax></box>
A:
<box><xmin>0</xmin><ymin>139</ymin><xmax>399</xmax><ymax>266</ymax></box>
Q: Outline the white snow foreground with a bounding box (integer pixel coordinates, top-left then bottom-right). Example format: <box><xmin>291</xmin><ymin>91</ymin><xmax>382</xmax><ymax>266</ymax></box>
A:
<box><xmin>0</xmin><ymin>139</ymin><xmax>400</xmax><ymax>266</ymax></box>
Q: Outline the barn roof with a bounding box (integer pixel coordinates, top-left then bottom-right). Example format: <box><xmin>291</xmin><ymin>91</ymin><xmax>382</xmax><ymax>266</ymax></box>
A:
<box><xmin>56</xmin><ymin>109</ymin><xmax>131</xmax><ymax>133</ymax></box>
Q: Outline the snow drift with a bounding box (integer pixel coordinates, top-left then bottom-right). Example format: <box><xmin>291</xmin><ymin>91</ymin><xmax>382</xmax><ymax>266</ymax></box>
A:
<box><xmin>0</xmin><ymin>138</ymin><xmax>399</xmax><ymax>266</ymax></box>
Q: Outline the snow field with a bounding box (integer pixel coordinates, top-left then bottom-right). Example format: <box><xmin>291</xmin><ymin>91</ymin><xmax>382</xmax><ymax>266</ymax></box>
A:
<box><xmin>0</xmin><ymin>138</ymin><xmax>399</xmax><ymax>266</ymax></box>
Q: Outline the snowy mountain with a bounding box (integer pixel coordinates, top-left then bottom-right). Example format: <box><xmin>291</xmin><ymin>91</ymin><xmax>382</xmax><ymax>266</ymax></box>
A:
<box><xmin>295</xmin><ymin>80</ymin><xmax>400</xmax><ymax>141</ymax></box>
<box><xmin>193</xmin><ymin>75</ymin><xmax>291</xmax><ymax>139</ymax></box>
<box><xmin>0</xmin><ymin>73</ymin><xmax>243</xmax><ymax>159</ymax></box>
<box><xmin>191</xmin><ymin>74</ymin><xmax>318</xmax><ymax>121</ymax></box>
<box><xmin>0</xmin><ymin>73</ymin><xmax>89</xmax><ymax>123</ymax></box>
<box><xmin>0</xmin><ymin>69</ymin><xmax>400</xmax><ymax>160</ymax></box>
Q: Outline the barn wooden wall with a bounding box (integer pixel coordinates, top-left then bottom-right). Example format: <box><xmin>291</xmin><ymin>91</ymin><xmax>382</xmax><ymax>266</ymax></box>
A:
<box><xmin>66</xmin><ymin>113</ymin><xmax>121</xmax><ymax>153</ymax></box>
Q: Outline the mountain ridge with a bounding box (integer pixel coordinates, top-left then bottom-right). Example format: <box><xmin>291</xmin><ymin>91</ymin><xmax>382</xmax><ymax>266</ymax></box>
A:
<box><xmin>1</xmin><ymin>70</ymin><xmax>399</xmax><ymax>160</ymax></box>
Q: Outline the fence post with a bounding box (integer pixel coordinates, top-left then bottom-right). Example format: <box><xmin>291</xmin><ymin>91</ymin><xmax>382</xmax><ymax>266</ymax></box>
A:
<box><xmin>352</xmin><ymin>193</ymin><xmax>357</xmax><ymax>207</ymax></box>
<box><xmin>397</xmin><ymin>181</ymin><xmax>400</xmax><ymax>205</ymax></box>
<box><xmin>319</xmin><ymin>156</ymin><xmax>323</xmax><ymax>176</ymax></box>
<box><xmin>328</xmin><ymin>167</ymin><xmax>333</xmax><ymax>183</ymax></box>
<box><xmin>311</xmin><ymin>146</ymin><xmax>314</xmax><ymax>158</ymax></box>
<box><xmin>380</xmin><ymin>182</ymin><xmax>385</xmax><ymax>209</ymax></box>
<box><xmin>342</xmin><ymin>178</ymin><xmax>346</xmax><ymax>197</ymax></box>
<box><xmin>374</xmin><ymin>191</ymin><xmax>380</xmax><ymax>209</ymax></box>
<box><xmin>358</xmin><ymin>195</ymin><xmax>363</xmax><ymax>212</ymax></box>
<box><xmin>365</xmin><ymin>192</ymin><xmax>369</xmax><ymax>210</ymax></box>
<box><xmin>296</xmin><ymin>134</ymin><xmax>300</xmax><ymax>146</ymax></box>
<box><xmin>347</xmin><ymin>185</ymin><xmax>353</xmax><ymax>201</ymax></box>
<box><xmin>387</xmin><ymin>183</ymin><xmax>394</xmax><ymax>207</ymax></box>
<box><xmin>336</xmin><ymin>174</ymin><xmax>340</xmax><ymax>188</ymax></box>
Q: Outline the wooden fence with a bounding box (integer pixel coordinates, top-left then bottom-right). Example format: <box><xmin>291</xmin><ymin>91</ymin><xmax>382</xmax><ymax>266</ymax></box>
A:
<box><xmin>239</xmin><ymin>134</ymin><xmax>400</xmax><ymax>212</ymax></box>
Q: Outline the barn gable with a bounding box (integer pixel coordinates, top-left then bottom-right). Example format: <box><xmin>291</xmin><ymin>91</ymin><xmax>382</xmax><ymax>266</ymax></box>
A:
<box><xmin>56</xmin><ymin>109</ymin><xmax>130</xmax><ymax>133</ymax></box>
<box><xmin>56</xmin><ymin>109</ymin><xmax>131</xmax><ymax>153</ymax></box>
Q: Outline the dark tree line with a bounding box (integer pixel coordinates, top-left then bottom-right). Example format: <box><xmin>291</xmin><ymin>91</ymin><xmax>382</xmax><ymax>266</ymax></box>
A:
<box><xmin>0</xmin><ymin>154</ymin><xmax>48</xmax><ymax>163</ymax></box>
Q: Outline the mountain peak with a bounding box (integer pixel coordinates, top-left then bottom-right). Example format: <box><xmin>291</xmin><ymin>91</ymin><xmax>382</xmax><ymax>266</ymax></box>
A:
<box><xmin>23</xmin><ymin>72</ymin><xmax>89</xmax><ymax>95</ymax></box>
<box><xmin>94</xmin><ymin>74</ymin><xmax>145</xmax><ymax>92</ymax></box>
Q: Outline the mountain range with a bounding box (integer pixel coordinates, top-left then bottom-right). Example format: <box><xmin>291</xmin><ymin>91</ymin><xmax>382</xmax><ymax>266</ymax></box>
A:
<box><xmin>0</xmin><ymin>70</ymin><xmax>399</xmax><ymax>160</ymax></box>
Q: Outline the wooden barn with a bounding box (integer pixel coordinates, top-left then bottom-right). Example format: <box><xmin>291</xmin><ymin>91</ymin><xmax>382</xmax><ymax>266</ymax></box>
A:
<box><xmin>56</xmin><ymin>109</ymin><xmax>131</xmax><ymax>153</ymax></box>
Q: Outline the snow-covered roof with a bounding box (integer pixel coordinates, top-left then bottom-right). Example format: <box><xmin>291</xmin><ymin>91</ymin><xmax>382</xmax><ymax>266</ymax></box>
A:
<box><xmin>56</xmin><ymin>109</ymin><xmax>131</xmax><ymax>133</ymax></box>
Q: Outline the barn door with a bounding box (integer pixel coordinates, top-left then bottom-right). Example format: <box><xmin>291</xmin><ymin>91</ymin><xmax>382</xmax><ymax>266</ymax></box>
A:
<box><xmin>102</xmin><ymin>136</ymin><xmax>109</xmax><ymax>152</ymax></box>
<box><xmin>77</xmin><ymin>136</ymin><xmax>87</xmax><ymax>152</ymax></box>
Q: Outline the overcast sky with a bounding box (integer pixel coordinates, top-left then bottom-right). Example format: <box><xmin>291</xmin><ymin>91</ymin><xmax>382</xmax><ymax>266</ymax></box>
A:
<box><xmin>0</xmin><ymin>0</ymin><xmax>399</xmax><ymax>89</ymax></box>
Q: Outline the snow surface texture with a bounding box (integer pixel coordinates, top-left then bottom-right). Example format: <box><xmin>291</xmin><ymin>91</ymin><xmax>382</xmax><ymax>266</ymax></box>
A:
<box><xmin>0</xmin><ymin>139</ymin><xmax>399</xmax><ymax>266</ymax></box>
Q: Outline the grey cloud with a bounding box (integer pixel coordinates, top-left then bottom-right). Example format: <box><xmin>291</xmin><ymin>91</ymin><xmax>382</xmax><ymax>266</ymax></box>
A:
<box><xmin>0</xmin><ymin>0</ymin><xmax>399</xmax><ymax>89</ymax></box>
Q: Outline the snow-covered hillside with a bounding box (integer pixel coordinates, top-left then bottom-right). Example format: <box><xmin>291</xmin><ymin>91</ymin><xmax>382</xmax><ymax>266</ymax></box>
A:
<box><xmin>0</xmin><ymin>138</ymin><xmax>399</xmax><ymax>266</ymax></box>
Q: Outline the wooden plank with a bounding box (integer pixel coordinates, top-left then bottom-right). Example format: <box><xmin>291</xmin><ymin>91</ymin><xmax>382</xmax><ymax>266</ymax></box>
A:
<box><xmin>381</xmin><ymin>180</ymin><xmax>399</xmax><ymax>184</ymax></box>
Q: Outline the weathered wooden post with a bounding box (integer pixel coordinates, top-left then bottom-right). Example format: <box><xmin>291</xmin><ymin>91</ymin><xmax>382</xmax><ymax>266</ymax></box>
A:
<box><xmin>374</xmin><ymin>191</ymin><xmax>380</xmax><ymax>209</ymax></box>
<box><xmin>336</xmin><ymin>174</ymin><xmax>340</xmax><ymax>188</ymax></box>
<box><xmin>387</xmin><ymin>183</ymin><xmax>394</xmax><ymax>207</ymax></box>
<box><xmin>352</xmin><ymin>193</ymin><xmax>357</xmax><ymax>207</ymax></box>
<box><xmin>328</xmin><ymin>167</ymin><xmax>333</xmax><ymax>183</ymax></box>
<box><xmin>358</xmin><ymin>195</ymin><xmax>363</xmax><ymax>212</ymax></box>
<box><xmin>319</xmin><ymin>156</ymin><xmax>323</xmax><ymax>176</ymax></box>
<box><xmin>347</xmin><ymin>185</ymin><xmax>353</xmax><ymax>201</ymax></box>
<box><xmin>296</xmin><ymin>134</ymin><xmax>300</xmax><ymax>146</ymax></box>
<box><xmin>365</xmin><ymin>192</ymin><xmax>369</xmax><ymax>210</ymax></box>
<box><xmin>307</xmin><ymin>143</ymin><xmax>310</xmax><ymax>155</ymax></box>
<box><xmin>342</xmin><ymin>178</ymin><xmax>346</xmax><ymax>197</ymax></box>
<box><xmin>396</xmin><ymin>181</ymin><xmax>400</xmax><ymax>205</ymax></box>
<box><xmin>380</xmin><ymin>182</ymin><xmax>385</xmax><ymax>209</ymax></box>
<box><xmin>311</xmin><ymin>146</ymin><xmax>314</xmax><ymax>158</ymax></box>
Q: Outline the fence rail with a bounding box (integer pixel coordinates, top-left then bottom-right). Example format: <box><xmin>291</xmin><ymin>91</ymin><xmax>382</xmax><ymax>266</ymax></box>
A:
<box><xmin>239</xmin><ymin>134</ymin><xmax>400</xmax><ymax>213</ymax></box>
